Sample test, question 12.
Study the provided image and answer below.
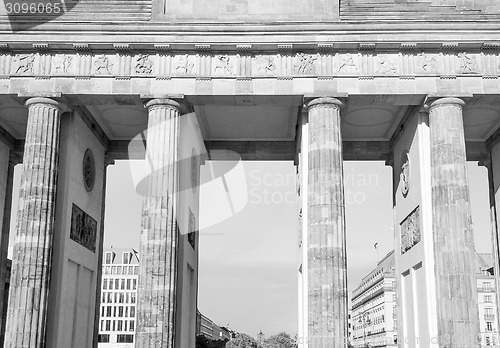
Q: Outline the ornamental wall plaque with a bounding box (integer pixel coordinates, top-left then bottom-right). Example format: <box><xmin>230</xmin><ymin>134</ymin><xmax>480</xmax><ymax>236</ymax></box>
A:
<box><xmin>83</xmin><ymin>149</ymin><xmax>96</xmax><ymax>192</ymax></box>
<box><xmin>400</xmin><ymin>206</ymin><xmax>421</xmax><ymax>255</ymax></box>
<box><xmin>70</xmin><ymin>203</ymin><xmax>97</xmax><ymax>253</ymax></box>
<box><xmin>188</xmin><ymin>208</ymin><xmax>197</xmax><ymax>250</ymax></box>
<box><xmin>400</xmin><ymin>150</ymin><xmax>410</xmax><ymax>197</ymax></box>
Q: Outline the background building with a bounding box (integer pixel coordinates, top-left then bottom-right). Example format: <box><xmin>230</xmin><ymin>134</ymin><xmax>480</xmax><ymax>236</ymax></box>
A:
<box><xmin>351</xmin><ymin>251</ymin><xmax>397</xmax><ymax>348</ymax></box>
<box><xmin>196</xmin><ymin>310</ymin><xmax>232</xmax><ymax>342</ymax></box>
<box><xmin>352</xmin><ymin>251</ymin><xmax>499</xmax><ymax>348</ymax></box>
<box><xmin>97</xmin><ymin>248</ymin><xmax>139</xmax><ymax>348</ymax></box>
<box><xmin>476</xmin><ymin>253</ymin><xmax>499</xmax><ymax>347</ymax></box>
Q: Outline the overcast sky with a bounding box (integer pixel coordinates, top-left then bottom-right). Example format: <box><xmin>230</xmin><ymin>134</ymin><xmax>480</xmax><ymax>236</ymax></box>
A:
<box><xmin>7</xmin><ymin>157</ymin><xmax>494</xmax><ymax>339</ymax></box>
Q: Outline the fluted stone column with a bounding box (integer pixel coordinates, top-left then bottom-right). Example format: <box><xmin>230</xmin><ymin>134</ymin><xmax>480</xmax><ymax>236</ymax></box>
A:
<box><xmin>305</xmin><ymin>97</ymin><xmax>348</xmax><ymax>348</ymax></box>
<box><xmin>136</xmin><ymin>99</ymin><xmax>181</xmax><ymax>348</ymax></box>
<box><xmin>428</xmin><ymin>97</ymin><xmax>480</xmax><ymax>346</ymax></box>
<box><xmin>4</xmin><ymin>97</ymin><xmax>63</xmax><ymax>348</ymax></box>
<box><xmin>0</xmin><ymin>154</ymin><xmax>19</xmax><ymax>347</ymax></box>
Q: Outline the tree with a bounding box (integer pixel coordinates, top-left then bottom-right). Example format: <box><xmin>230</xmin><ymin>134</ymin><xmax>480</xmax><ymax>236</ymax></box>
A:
<box><xmin>225</xmin><ymin>332</ymin><xmax>259</xmax><ymax>348</ymax></box>
<box><xmin>263</xmin><ymin>332</ymin><xmax>296</xmax><ymax>348</ymax></box>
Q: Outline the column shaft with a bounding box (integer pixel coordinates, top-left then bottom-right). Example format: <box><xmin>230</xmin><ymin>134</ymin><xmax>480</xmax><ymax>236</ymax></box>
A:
<box><xmin>306</xmin><ymin>97</ymin><xmax>347</xmax><ymax>348</ymax></box>
<box><xmin>136</xmin><ymin>99</ymin><xmax>180</xmax><ymax>348</ymax></box>
<box><xmin>0</xmin><ymin>156</ymin><xmax>17</xmax><ymax>347</ymax></box>
<box><xmin>429</xmin><ymin>97</ymin><xmax>480</xmax><ymax>346</ymax></box>
<box><xmin>4</xmin><ymin>97</ymin><xmax>62</xmax><ymax>348</ymax></box>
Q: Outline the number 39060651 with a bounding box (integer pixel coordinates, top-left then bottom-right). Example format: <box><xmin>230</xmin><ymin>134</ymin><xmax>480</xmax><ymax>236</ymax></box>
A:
<box><xmin>6</xmin><ymin>2</ymin><xmax>61</xmax><ymax>14</ymax></box>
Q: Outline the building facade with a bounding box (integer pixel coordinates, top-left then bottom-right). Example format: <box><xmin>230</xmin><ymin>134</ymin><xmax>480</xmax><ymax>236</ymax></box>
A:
<box><xmin>196</xmin><ymin>311</ymin><xmax>232</xmax><ymax>342</ymax></box>
<box><xmin>97</xmin><ymin>248</ymin><xmax>139</xmax><ymax>348</ymax></box>
<box><xmin>352</xmin><ymin>251</ymin><xmax>499</xmax><ymax>348</ymax></box>
<box><xmin>351</xmin><ymin>251</ymin><xmax>398</xmax><ymax>348</ymax></box>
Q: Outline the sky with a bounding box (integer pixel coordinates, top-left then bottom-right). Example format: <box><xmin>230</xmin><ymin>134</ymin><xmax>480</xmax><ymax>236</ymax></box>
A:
<box><xmin>6</xmin><ymin>157</ymin><xmax>494</xmax><ymax>339</ymax></box>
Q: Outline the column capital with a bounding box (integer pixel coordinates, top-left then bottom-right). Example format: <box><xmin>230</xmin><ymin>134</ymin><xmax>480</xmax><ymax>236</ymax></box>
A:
<box><xmin>24</xmin><ymin>97</ymin><xmax>68</xmax><ymax>112</ymax></box>
<box><xmin>305</xmin><ymin>97</ymin><xmax>344</xmax><ymax>111</ymax></box>
<box><xmin>143</xmin><ymin>98</ymin><xmax>191</xmax><ymax>114</ymax></box>
<box><xmin>421</xmin><ymin>96</ymin><xmax>466</xmax><ymax>113</ymax></box>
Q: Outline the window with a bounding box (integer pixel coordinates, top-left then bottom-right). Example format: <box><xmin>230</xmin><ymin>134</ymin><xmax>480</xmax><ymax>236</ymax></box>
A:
<box><xmin>486</xmin><ymin>336</ymin><xmax>491</xmax><ymax>346</ymax></box>
<box><xmin>100</xmin><ymin>320</ymin><xmax>104</xmax><ymax>331</ymax></box>
<box><xmin>117</xmin><ymin>320</ymin><xmax>123</xmax><ymax>331</ymax></box>
<box><xmin>98</xmin><ymin>334</ymin><xmax>110</xmax><ymax>343</ymax></box>
<box><xmin>105</xmin><ymin>252</ymin><xmax>113</xmax><ymax>264</ymax></box>
<box><xmin>121</xmin><ymin>279</ymin><xmax>125</xmax><ymax>290</ymax></box>
<box><xmin>123</xmin><ymin>252</ymin><xmax>130</xmax><ymax>264</ymax></box>
<box><xmin>105</xmin><ymin>320</ymin><xmax>111</xmax><ymax>331</ymax></box>
<box><xmin>109</xmin><ymin>280</ymin><xmax>113</xmax><ymax>290</ymax></box>
<box><xmin>107</xmin><ymin>293</ymin><xmax>112</xmax><ymax>303</ymax></box>
<box><xmin>117</xmin><ymin>266</ymin><xmax>122</xmax><ymax>275</ymax></box>
<box><xmin>119</xmin><ymin>293</ymin><xmax>125</xmax><ymax>303</ymax></box>
<box><xmin>102</xmin><ymin>279</ymin><xmax>108</xmax><ymax>290</ymax></box>
<box><xmin>130</xmin><ymin>306</ymin><xmax>136</xmax><ymax>317</ymax></box>
<box><xmin>115</xmin><ymin>279</ymin><xmax>120</xmax><ymax>289</ymax></box>
<box><xmin>105</xmin><ymin>266</ymin><xmax>110</xmax><ymax>275</ymax></box>
<box><xmin>129</xmin><ymin>320</ymin><xmax>135</xmax><ymax>331</ymax></box>
<box><xmin>127</xmin><ymin>279</ymin><xmax>131</xmax><ymax>290</ymax></box>
<box><xmin>487</xmin><ymin>321</ymin><xmax>493</xmax><ymax>332</ymax></box>
<box><xmin>117</xmin><ymin>334</ymin><xmax>134</xmax><ymax>343</ymax></box>
<box><xmin>485</xmin><ymin>295</ymin><xmax>493</xmax><ymax>303</ymax></box>
<box><xmin>486</xmin><ymin>308</ymin><xmax>493</xmax><ymax>315</ymax></box>
<box><xmin>131</xmin><ymin>293</ymin><xmax>136</xmax><ymax>303</ymax></box>
<box><xmin>129</xmin><ymin>266</ymin><xmax>134</xmax><ymax>274</ymax></box>
<box><xmin>107</xmin><ymin>306</ymin><xmax>112</xmax><ymax>317</ymax></box>
<box><xmin>119</xmin><ymin>306</ymin><xmax>124</xmax><ymax>317</ymax></box>
<box><xmin>101</xmin><ymin>306</ymin><xmax>105</xmax><ymax>316</ymax></box>
<box><xmin>133</xmin><ymin>279</ymin><xmax>137</xmax><ymax>290</ymax></box>
<box><xmin>134</xmin><ymin>266</ymin><xmax>139</xmax><ymax>275</ymax></box>
<box><xmin>484</xmin><ymin>282</ymin><xmax>492</xmax><ymax>291</ymax></box>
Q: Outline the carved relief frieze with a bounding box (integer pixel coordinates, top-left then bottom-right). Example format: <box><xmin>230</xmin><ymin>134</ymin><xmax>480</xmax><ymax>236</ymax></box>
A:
<box><xmin>213</xmin><ymin>54</ymin><xmax>234</xmax><ymax>76</ymax></box>
<box><xmin>375</xmin><ymin>54</ymin><xmax>398</xmax><ymax>75</ymax></box>
<box><xmin>457</xmin><ymin>52</ymin><xmax>480</xmax><ymax>75</ymax></box>
<box><xmin>134</xmin><ymin>54</ymin><xmax>154</xmax><ymax>75</ymax></box>
<box><xmin>94</xmin><ymin>54</ymin><xmax>113</xmax><ymax>75</ymax></box>
<box><xmin>336</xmin><ymin>53</ymin><xmax>359</xmax><ymax>74</ymax></box>
<box><xmin>294</xmin><ymin>53</ymin><xmax>318</xmax><ymax>75</ymax></box>
<box><xmin>174</xmin><ymin>54</ymin><xmax>195</xmax><ymax>75</ymax></box>
<box><xmin>1</xmin><ymin>49</ymin><xmax>499</xmax><ymax>80</ymax></box>
<box><xmin>254</xmin><ymin>55</ymin><xmax>277</xmax><ymax>75</ymax></box>
<box><xmin>400</xmin><ymin>206</ymin><xmax>421</xmax><ymax>255</ymax></box>
<box><xmin>53</xmin><ymin>54</ymin><xmax>74</xmax><ymax>75</ymax></box>
<box><xmin>416</xmin><ymin>52</ymin><xmax>439</xmax><ymax>74</ymax></box>
<box><xmin>70</xmin><ymin>203</ymin><xmax>97</xmax><ymax>253</ymax></box>
<box><xmin>13</xmin><ymin>53</ymin><xmax>36</xmax><ymax>74</ymax></box>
